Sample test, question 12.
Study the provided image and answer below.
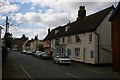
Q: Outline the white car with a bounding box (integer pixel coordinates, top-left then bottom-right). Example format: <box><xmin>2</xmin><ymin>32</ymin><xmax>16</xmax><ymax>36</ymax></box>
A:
<box><xmin>21</xmin><ymin>50</ymin><xmax>27</xmax><ymax>54</ymax></box>
<box><xmin>26</xmin><ymin>50</ymin><xmax>32</xmax><ymax>55</ymax></box>
<box><xmin>34</xmin><ymin>51</ymin><xmax>43</xmax><ymax>57</ymax></box>
<box><xmin>54</xmin><ymin>54</ymin><xmax>71</xmax><ymax>64</ymax></box>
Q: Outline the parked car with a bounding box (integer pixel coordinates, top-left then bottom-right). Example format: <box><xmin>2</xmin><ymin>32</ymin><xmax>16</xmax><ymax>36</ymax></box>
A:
<box><xmin>54</xmin><ymin>54</ymin><xmax>71</xmax><ymax>64</ymax></box>
<box><xmin>40</xmin><ymin>52</ymin><xmax>51</xmax><ymax>59</ymax></box>
<box><xmin>26</xmin><ymin>50</ymin><xmax>32</xmax><ymax>55</ymax></box>
<box><xmin>34</xmin><ymin>51</ymin><xmax>43</xmax><ymax>57</ymax></box>
<box><xmin>12</xmin><ymin>48</ymin><xmax>18</xmax><ymax>51</ymax></box>
<box><xmin>21</xmin><ymin>50</ymin><xmax>27</xmax><ymax>54</ymax></box>
<box><xmin>31</xmin><ymin>51</ymin><xmax>35</xmax><ymax>56</ymax></box>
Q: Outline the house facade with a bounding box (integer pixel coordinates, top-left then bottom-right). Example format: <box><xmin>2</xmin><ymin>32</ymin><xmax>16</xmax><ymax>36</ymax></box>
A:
<box><xmin>22</xmin><ymin>39</ymin><xmax>29</xmax><ymax>51</ymax></box>
<box><xmin>24</xmin><ymin>36</ymin><xmax>43</xmax><ymax>52</ymax></box>
<box><xmin>43</xmin><ymin>40</ymin><xmax>51</xmax><ymax>53</ymax></box>
<box><xmin>24</xmin><ymin>39</ymin><xmax>35</xmax><ymax>51</ymax></box>
<box><xmin>43</xmin><ymin>28</ymin><xmax>54</xmax><ymax>54</ymax></box>
<box><xmin>30</xmin><ymin>40</ymin><xmax>43</xmax><ymax>52</ymax></box>
<box><xmin>109</xmin><ymin>2</ymin><xmax>120</xmax><ymax>71</ymax></box>
<box><xmin>46</xmin><ymin>5</ymin><xmax>114</xmax><ymax>64</ymax></box>
<box><xmin>11</xmin><ymin>34</ymin><xmax>28</xmax><ymax>50</ymax></box>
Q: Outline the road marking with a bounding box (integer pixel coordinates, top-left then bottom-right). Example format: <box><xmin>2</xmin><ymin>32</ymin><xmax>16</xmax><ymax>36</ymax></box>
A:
<box><xmin>65</xmin><ymin>72</ymin><xmax>79</xmax><ymax>78</ymax></box>
<box><xmin>10</xmin><ymin>55</ymin><xmax>33</xmax><ymax>80</ymax></box>
<box><xmin>18</xmin><ymin>64</ymin><xmax>33</xmax><ymax>79</ymax></box>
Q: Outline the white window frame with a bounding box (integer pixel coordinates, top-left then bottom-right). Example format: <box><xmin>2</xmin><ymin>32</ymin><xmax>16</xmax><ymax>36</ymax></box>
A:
<box><xmin>75</xmin><ymin>34</ymin><xmax>80</xmax><ymax>42</ymax></box>
<box><xmin>65</xmin><ymin>26</ymin><xmax>70</xmax><ymax>32</ymax></box>
<box><xmin>89</xmin><ymin>32</ymin><xmax>92</xmax><ymax>42</ymax></box>
<box><xmin>75</xmin><ymin>48</ymin><xmax>80</xmax><ymax>57</ymax></box>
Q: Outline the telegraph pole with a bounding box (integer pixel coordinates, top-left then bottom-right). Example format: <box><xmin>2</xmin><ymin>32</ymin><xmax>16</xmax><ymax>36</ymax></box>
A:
<box><xmin>4</xmin><ymin>16</ymin><xmax>12</xmax><ymax>48</ymax></box>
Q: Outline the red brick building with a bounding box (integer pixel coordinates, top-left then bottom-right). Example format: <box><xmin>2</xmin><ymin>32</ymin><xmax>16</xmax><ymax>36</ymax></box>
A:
<box><xmin>109</xmin><ymin>2</ymin><xmax>120</xmax><ymax>71</ymax></box>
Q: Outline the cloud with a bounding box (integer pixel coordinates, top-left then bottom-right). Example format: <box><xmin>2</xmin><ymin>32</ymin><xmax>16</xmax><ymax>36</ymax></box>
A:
<box><xmin>8</xmin><ymin>23</ymin><xmax>48</xmax><ymax>39</ymax></box>
<box><xmin>24</xmin><ymin>12</ymin><xmax>41</xmax><ymax>22</ymax></box>
<box><xmin>1</xmin><ymin>1</ymin><xmax>118</xmax><ymax>40</ymax></box>
<box><xmin>40</xmin><ymin>11</ymin><xmax>73</xmax><ymax>27</ymax></box>
<box><xmin>13</xmin><ymin>12</ymin><xmax>41</xmax><ymax>23</ymax></box>
<box><xmin>15</xmin><ymin>0</ymin><xmax>120</xmax><ymax>3</ymax></box>
<box><xmin>0</xmin><ymin>2</ymin><xmax>20</xmax><ymax>13</ymax></box>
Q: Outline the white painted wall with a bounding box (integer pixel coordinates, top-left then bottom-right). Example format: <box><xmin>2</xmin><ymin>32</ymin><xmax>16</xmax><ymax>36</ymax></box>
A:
<box><xmin>22</xmin><ymin>40</ymin><xmax>29</xmax><ymax>50</ymax></box>
<box><xmin>30</xmin><ymin>40</ymin><xmax>37</xmax><ymax>52</ymax></box>
<box><xmin>95</xmin><ymin>9</ymin><xmax>113</xmax><ymax>64</ymax></box>
<box><xmin>50</xmin><ymin>9</ymin><xmax>113</xmax><ymax>64</ymax></box>
<box><xmin>66</xmin><ymin>32</ymin><xmax>96</xmax><ymax>64</ymax></box>
<box><xmin>30</xmin><ymin>40</ymin><xmax>43</xmax><ymax>52</ymax></box>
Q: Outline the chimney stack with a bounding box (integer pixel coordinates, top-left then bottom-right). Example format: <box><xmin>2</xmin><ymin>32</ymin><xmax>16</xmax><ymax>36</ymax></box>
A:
<box><xmin>77</xmin><ymin>6</ymin><xmax>86</xmax><ymax>20</ymax></box>
<box><xmin>48</xmin><ymin>28</ymin><xmax>50</xmax><ymax>34</ymax></box>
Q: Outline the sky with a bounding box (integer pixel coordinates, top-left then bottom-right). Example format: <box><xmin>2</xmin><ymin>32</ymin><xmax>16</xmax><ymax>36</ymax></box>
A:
<box><xmin>0</xmin><ymin>0</ymin><xmax>119</xmax><ymax>40</ymax></box>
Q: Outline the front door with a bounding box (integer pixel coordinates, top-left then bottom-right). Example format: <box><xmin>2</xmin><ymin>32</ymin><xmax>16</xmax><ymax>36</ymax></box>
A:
<box><xmin>67</xmin><ymin>49</ymin><xmax>71</xmax><ymax>58</ymax></box>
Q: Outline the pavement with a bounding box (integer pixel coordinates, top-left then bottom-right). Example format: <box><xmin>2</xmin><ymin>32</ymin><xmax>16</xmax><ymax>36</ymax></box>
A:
<box><xmin>2</xmin><ymin>51</ymin><xmax>120</xmax><ymax>79</ymax></box>
<box><xmin>2</xmin><ymin>53</ymin><xmax>30</xmax><ymax>79</ymax></box>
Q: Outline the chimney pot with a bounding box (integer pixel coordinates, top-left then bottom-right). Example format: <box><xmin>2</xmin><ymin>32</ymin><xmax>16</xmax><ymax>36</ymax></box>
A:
<box><xmin>77</xmin><ymin>6</ymin><xmax>86</xmax><ymax>20</ymax></box>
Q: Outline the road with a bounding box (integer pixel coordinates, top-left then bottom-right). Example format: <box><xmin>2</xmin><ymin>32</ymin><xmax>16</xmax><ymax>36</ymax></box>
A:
<box><xmin>9</xmin><ymin>51</ymin><xmax>120</xmax><ymax>79</ymax></box>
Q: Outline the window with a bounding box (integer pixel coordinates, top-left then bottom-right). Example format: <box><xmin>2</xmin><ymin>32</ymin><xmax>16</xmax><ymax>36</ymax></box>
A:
<box><xmin>75</xmin><ymin>48</ymin><xmax>80</xmax><ymax>57</ymax></box>
<box><xmin>57</xmin><ymin>48</ymin><xmax>59</xmax><ymax>53</ymax></box>
<box><xmin>67</xmin><ymin>36</ymin><xmax>72</xmax><ymax>44</ymax></box>
<box><xmin>61</xmin><ymin>48</ymin><xmax>64</xmax><ymax>53</ymax></box>
<box><xmin>89</xmin><ymin>32</ymin><xmax>92</xmax><ymax>42</ymax></box>
<box><xmin>65</xmin><ymin>26</ymin><xmax>70</xmax><ymax>32</ymax></box>
<box><xmin>51</xmin><ymin>40</ymin><xmax>53</xmax><ymax>45</ymax></box>
<box><xmin>55</xmin><ymin>38</ymin><xmax>59</xmax><ymax>45</ymax></box>
<box><xmin>55</xmin><ymin>30</ymin><xmax>59</xmax><ymax>34</ymax></box>
<box><xmin>90</xmin><ymin>50</ymin><xmax>94</xmax><ymax>58</ymax></box>
<box><xmin>75</xmin><ymin>35</ymin><xmax>80</xmax><ymax>42</ymax></box>
<box><xmin>62</xmin><ymin>38</ymin><xmax>65</xmax><ymax>43</ymax></box>
<box><xmin>67</xmin><ymin>49</ymin><xmax>71</xmax><ymax>55</ymax></box>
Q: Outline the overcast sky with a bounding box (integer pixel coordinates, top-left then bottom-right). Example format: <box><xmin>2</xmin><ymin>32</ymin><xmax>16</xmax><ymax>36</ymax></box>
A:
<box><xmin>0</xmin><ymin>0</ymin><xmax>119</xmax><ymax>40</ymax></box>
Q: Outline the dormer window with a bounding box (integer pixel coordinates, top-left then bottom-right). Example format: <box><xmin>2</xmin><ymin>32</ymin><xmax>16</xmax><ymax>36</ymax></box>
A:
<box><xmin>55</xmin><ymin>30</ymin><xmax>59</xmax><ymax>34</ymax></box>
<box><xmin>75</xmin><ymin>34</ymin><xmax>81</xmax><ymax>42</ymax></box>
<box><xmin>65</xmin><ymin>26</ymin><xmax>70</xmax><ymax>32</ymax></box>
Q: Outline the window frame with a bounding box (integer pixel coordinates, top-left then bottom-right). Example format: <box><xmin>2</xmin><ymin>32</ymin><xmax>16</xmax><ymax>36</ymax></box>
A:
<box><xmin>90</xmin><ymin>50</ymin><xmax>94</xmax><ymax>58</ymax></box>
<box><xmin>89</xmin><ymin>32</ymin><xmax>92</xmax><ymax>42</ymax></box>
<box><xmin>75</xmin><ymin>48</ymin><xmax>80</xmax><ymax>57</ymax></box>
<box><xmin>75</xmin><ymin>34</ymin><xmax>80</xmax><ymax>42</ymax></box>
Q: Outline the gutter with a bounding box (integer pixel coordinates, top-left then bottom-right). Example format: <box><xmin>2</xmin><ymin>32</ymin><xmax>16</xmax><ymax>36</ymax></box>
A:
<box><xmin>94</xmin><ymin>32</ymin><xmax>100</xmax><ymax>64</ymax></box>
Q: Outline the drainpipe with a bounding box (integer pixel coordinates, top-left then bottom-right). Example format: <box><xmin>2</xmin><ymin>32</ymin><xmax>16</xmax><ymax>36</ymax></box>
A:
<box><xmin>36</xmin><ymin>40</ymin><xmax>38</xmax><ymax>51</ymax></box>
<box><xmin>94</xmin><ymin>32</ymin><xmax>100</xmax><ymax>64</ymax></box>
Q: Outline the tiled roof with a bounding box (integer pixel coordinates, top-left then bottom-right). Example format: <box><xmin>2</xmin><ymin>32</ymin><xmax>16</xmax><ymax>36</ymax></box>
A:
<box><xmin>44</xmin><ymin>5</ymin><xmax>114</xmax><ymax>40</ymax></box>
<box><xmin>66</xmin><ymin>6</ymin><xmax>114</xmax><ymax>36</ymax></box>
<box><xmin>12</xmin><ymin>38</ymin><xmax>28</xmax><ymax>46</ymax></box>
<box><xmin>51</xmin><ymin>24</ymin><xmax>69</xmax><ymax>39</ymax></box>
<box><xmin>43</xmin><ymin>29</ymin><xmax>55</xmax><ymax>41</ymax></box>
<box><xmin>109</xmin><ymin>2</ymin><xmax>120</xmax><ymax>21</ymax></box>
